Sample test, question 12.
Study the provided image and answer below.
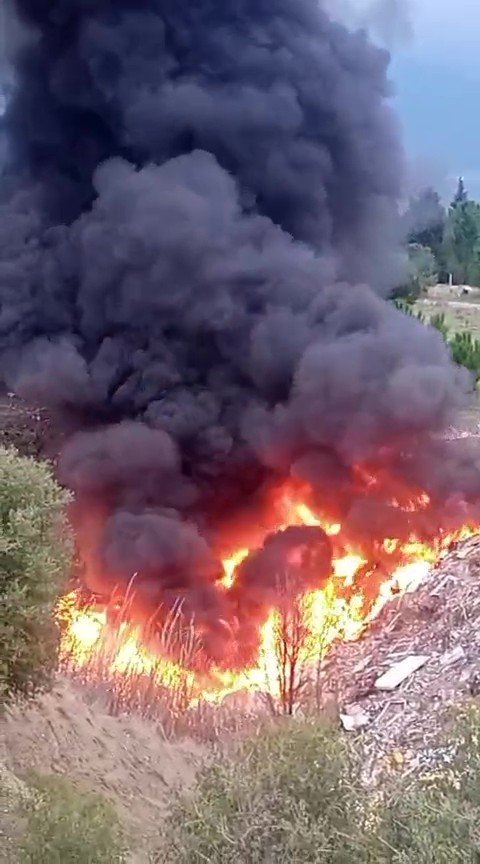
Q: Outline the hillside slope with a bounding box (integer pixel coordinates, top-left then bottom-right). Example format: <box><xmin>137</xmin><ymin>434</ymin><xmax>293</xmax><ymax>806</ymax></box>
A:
<box><xmin>1</xmin><ymin>680</ymin><xmax>202</xmax><ymax>861</ymax></box>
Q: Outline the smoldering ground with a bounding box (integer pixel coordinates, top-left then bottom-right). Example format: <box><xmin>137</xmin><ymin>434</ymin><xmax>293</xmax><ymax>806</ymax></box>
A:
<box><xmin>0</xmin><ymin>0</ymin><xmax>478</xmax><ymax>664</ymax></box>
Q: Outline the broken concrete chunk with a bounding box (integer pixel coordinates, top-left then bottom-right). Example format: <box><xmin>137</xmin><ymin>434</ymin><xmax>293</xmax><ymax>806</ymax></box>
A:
<box><xmin>375</xmin><ymin>655</ymin><xmax>429</xmax><ymax>691</ymax></box>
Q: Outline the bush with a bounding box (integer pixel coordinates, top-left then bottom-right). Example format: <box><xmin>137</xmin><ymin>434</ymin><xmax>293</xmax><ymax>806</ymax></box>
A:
<box><xmin>0</xmin><ymin>446</ymin><xmax>73</xmax><ymax>701</ymax></box>
<box><xmin>449</xmin><ymin>331</ymin><xmax>480</xmax><ymax>380</ymax></box>
<box><xmin>393</xmin><ymin>298</ymin><xmax>425</xmax><ymax>323</ymax></box>
<box><xmin>406</xmin><ymin>243</ymin><xmax>438</xmax><ymax>297</ymax></box>
<box><xmin>157</xmin><ymin>720</ymin><xmax>376</xmax><ymax>864</ymax></box>
<box><xmin>429</xmin><ymin>312</ymin><xmax>449</xmax><ymax>340</ymax></box>
<box><xmin>158</xmin><ymin>707</ymin><xmax>480</xmax><ymax>864</ymax></box>
<box><xmin>19</xmin><ymin>775</ymin><xmax>126</xmax><ymax>864</ymax></box>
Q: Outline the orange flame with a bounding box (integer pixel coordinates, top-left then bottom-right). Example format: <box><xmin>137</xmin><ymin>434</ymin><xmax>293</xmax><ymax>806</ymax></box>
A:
<box><xmin>57</xmin><ymin>485</ymin><xmax>477</xmax><ymax>708</ymax></box>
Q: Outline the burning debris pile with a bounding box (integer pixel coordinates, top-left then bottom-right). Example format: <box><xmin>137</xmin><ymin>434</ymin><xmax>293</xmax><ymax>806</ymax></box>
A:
<box><xmin>56</xmin><ymin>488</ymin><xmax>476</xmax><ymax>713</ymax></box>
<box><xmin>1</xmin><ymin>1</ymin><xmax>480</xmax><ymax>708</ymax></box>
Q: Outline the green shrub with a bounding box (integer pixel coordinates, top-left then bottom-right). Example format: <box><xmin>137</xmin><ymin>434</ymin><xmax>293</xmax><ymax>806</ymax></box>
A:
<box><xmin>449</xmin><ymin>331</ymin><xmax>480</xmax><ymax>380</ymax></box>
<box><xmin>0</xmin><ymin>446</ymin><xmax>73</xmax><ymax>701</ymax></box>
<box><xmin>157</xmin><ymin>720</ymin><xmax>377</xmax><ymax>864</ymax></box>
<box><xmin>393</xmin><ymin>298</ymin><xmax>425</xmax><ymax>322</ymax></box>
<box><xmin>158</xmin><ymin>707</ymin><xmax>480</xmax><ymax>864</ymax></box>
<box><xmin>19</xmin><ymin>775</ymin><xmax>126</xmax><ymax>864</ymax></box>
<box><xmin>429</xmin><ymin>312</ymin><xmax>449</xmax><ymax>340</ymax></box>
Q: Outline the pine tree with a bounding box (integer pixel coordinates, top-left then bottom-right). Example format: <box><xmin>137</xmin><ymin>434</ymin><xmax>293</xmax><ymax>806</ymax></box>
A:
<box><xmin>452</xmin><ymin>176</ymin><xmax>468</xmax><ymax>208</ymax></box>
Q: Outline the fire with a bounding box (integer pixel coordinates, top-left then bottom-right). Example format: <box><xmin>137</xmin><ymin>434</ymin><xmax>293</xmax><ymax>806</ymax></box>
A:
<box><xmin>58</xmin><ymin>592</ymin><xmax>105</xmax><ymax>661</ymax></box>
<box><xmin>57</xmin><ymin>483</ymin><xmax>477</xmax><ymax>711</ymax></box>
<box><xmin>221</xmin><ymin>548</ymin><xmax>250</xmax><ymax>589</ymax></box>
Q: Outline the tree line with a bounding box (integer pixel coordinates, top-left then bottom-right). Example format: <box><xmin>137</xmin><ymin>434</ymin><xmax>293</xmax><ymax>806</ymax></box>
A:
<box><xmin>401</xmin><ymin>177</ymin><xmax>480</xmax><ymax>296</ymax></box>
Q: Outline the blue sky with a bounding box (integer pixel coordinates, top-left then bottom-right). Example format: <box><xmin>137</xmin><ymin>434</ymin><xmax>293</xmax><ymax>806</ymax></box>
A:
<box><xmin>388</xmin><ymin>0</ymin><xmax>480</xmax><ymax>199</ymax></box>
<box><xmin>329</xmin><ymin>0</ymin><xmax>480</xmax><ymax>199</ymax></box>
<box><xmin>393</xmin><ymin>54</ymin><xmax>480</xmax><ymax>199</ymax></box>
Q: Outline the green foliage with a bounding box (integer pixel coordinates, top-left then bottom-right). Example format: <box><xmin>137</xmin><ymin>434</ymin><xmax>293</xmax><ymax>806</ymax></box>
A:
<box><xmin>394</xmin><ymin>242</ymin><xmax>438</xmax><ymax>302</ymax></box>
<box><xmin>19</xmin><ymin>774</ymin><xmax>126</xmax><ymax>864</ymax></box>
<box><xmin>428</xmin><ymin>313</ymin><xmax>480</xmax><ymax>379</ymax></box>
<box><xmin>441</xmin><ymin>179</ymin><xmax>480</xmax><ymax>284</ymax></box>
<box><xmin>157</xmin><ymin>720</ymin><xmax>378</xmax><ymax>864</ymax></box>
<box><xmin>394</xmin><ymin>303</ymin><xmax>480</xmax><ymax>382</ymax></box>
<box><xmin>158</xmin><ymin>707</ymin><xmax>480</xmax><ymax>864</ymax></box>
<box><xmin>449</xmin><ymin>331</ymin><xmax>480</xmax><ymax>379</ymax></box>
<box><xmin>404</xmin><ymin>187</ymin><xmax>446</xmax><ymax>274</ymax></box>
<box><xmin>393</xmin><ymin>298</ymin><xmax>424</xmax><ymax>323</ymax></box>
<box><xmin>406</xmin><ymin>243</ymin><xmax>438</xmax><ymax>297</ymax></box>
<box><xmin>0</xmin><ymin>447</ymin><xmax>73</xmax><ymax>702</ymax></box>
<box><xmin>452</xmin><ymin>176</ymin><xmax>468</xmax><ymax>208</ymax></box>
<box><xmin>429</xmin><ymin>312</ymin><xmax>449</xmax><ymax>340</ymax></box>
<box><xmin>400</xmin><ymin>178</ymin><xmax>480</xmax><ymax>289</ymax></box>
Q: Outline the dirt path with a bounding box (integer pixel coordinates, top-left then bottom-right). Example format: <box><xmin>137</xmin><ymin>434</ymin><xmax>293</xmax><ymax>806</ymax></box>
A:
<box><xmin>420</xmin><ymin>298</ymin><xmax>480</xmax><ymax>311</ymax></box>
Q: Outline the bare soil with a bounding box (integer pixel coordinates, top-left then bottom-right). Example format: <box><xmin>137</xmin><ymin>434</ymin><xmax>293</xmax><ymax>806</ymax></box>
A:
<box><xmin>0</xmin><ymin>680</ymin><xmax>203</xmax><ymax>860</ymax></box>
<box><xmin>416</xmin><ymin>283</ymin><xmax>480</xmax><ymax>337</ymax></box>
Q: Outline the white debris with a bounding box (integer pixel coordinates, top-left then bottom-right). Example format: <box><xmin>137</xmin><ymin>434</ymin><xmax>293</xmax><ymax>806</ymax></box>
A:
<box><xmin>340</xmin><ymin>704</ymin><xmax>370</xmax><ymax>732</ymax></box>
<box><xmin>375</xmin><ymin>655</ymin><xmax>429</xmax><ymax>691</ymax></box>
<box><xmin>439</xmin><ymin>646</ymin><xmax>465</xmax><ymax>668</ymax></box>
<box><xmin>455</xmin><ymin>546</ymin><xmax>472</xmax><ymax>559</ymax></box>
<box><xmin>353</xmin><ymin>656</ymin><xmax>371</xmax><ymax>674</ymax></box>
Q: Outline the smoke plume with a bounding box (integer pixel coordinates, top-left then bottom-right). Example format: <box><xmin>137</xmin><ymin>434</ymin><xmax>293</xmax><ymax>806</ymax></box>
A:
<box><xmin>326</xmin><ymin>0</ymin><xmax>413</xmax><ymax>49</ymax></box>
<box><xmin>0</xmin><ymin>0</ymin><xmax>478</xmax><ymax>665</ymax></box>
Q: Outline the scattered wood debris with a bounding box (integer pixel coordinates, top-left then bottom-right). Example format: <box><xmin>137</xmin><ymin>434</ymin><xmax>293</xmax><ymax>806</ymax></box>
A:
<box><xmin>439</xmin><ymin>646</ymin><xmax>465</xmax><ymax>668</ymax></box>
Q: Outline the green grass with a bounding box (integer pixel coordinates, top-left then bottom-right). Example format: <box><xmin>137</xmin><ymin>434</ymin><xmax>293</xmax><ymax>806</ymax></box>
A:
<box><xmin>18</xmin><ymin>774</ymin><xmax>126</xmax><ymax>864</ymax></box>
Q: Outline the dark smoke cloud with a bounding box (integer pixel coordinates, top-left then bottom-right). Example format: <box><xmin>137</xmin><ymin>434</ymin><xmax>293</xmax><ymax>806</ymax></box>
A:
<box><xmin>231</xmin><ymin>525</ymin><xmax>333</xmax><ymax>663</ymax></box>
<box><xmin>0</xmin><ymin>0</ymin><xmax>478</xmax><ymax>663</ymax></box>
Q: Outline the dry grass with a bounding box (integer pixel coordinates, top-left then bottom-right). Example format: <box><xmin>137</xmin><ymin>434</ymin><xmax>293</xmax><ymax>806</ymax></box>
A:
<box><xmin>4</xmin><ymin>537</ymin><xmax>480</xmax><ymax>860</ymax></box>
<box><xmin>58</xmin><ymin>596</ymin><xmax>207</xmax><ymax>732</ymax></box>
<box><xmin>57</xmin><ymin>571</ymin><xmax>344</xmax><ymax>738</ymax></box>
<box><xmin>415</xmin><ymin>284</ymin><xmax>480</xmax><ymax>338</ymax></box>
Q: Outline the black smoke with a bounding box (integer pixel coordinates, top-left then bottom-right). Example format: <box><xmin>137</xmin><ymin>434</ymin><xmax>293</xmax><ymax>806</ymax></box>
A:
<box><xmin>0</xmin><ymin>0</ymin><xmax>478</xmax><ymax>665</ymax></box>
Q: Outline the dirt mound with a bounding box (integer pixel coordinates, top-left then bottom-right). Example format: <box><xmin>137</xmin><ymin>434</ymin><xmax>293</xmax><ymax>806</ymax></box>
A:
<box><xmin>1</xmin><ymin>680</ymin><xmax>203</xmax><ymax>857</ymax></box>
